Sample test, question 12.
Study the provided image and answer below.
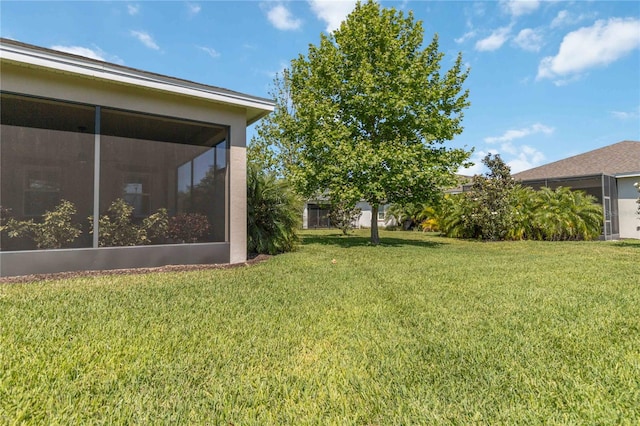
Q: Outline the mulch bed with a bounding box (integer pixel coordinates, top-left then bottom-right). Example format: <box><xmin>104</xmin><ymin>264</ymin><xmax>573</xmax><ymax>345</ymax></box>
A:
<box><xmin>0</xmin><ymin>254</ymin><xmax>271</xmax><ymax>284</ymax></box>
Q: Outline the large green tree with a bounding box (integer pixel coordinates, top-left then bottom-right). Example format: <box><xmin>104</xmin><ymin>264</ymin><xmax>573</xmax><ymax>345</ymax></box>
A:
<box><xmin>252</xmin><ymin>0</ymin><xmax>471</xmax><ymax>244</ymax></box>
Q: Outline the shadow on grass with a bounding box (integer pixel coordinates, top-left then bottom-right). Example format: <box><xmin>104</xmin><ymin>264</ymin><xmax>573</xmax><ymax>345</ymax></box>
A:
<box><xmin>612</xmin><ymin>240</ymin><xmax>640</xmax><ymax>249</ymax></box>
<box><xmin>301</xmin><ymin>232</ymin><xmax>447</xmax><ymax>249</ymax></box>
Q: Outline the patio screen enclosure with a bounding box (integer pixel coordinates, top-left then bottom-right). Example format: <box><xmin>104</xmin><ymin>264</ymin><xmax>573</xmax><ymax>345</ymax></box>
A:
<box><xmin>0</xmin><ymin>93</ymin><xmax>229</xmax><ymax>252</ymax></box>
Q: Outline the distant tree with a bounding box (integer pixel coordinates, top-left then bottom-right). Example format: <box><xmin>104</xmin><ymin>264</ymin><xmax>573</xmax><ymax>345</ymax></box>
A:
<box><xmin>463</xmin><ymin>154</ymin><xmax>518</xmax><ymax>240</ymax></box>
<box><xmin>248</xmin><ymin>70</ymin><xmax>300</xmax><ymax>179</ymax></box>
<box><xmin>251</xmin><ymin>0</ymin><xmax>471</xmax><ymax>245</ymax></box>
<box><xmin>328</xmin><ymin>200</ymin><xmax>362</xmax><ymax>235</ymax></box>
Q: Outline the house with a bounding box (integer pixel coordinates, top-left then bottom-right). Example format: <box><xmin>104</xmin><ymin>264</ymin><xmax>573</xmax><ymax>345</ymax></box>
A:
<box><xmin>513</xmin><ymin>140</ymin><xmax>640</xmax><ymax>240</ymax></box>
<box><xmin>303</xmin><ymin>174</ymin><xmax>472</xmax><ymax>230</ymax></box>
<box><xmin>303</xmin><ymin>200</ymin><xmax>392</xmax><ymax>229</ymax></box>
<box><xmin>0</xmin><ymin>38</ymin><xmax>274</xmax><ymax>277</ymax></box>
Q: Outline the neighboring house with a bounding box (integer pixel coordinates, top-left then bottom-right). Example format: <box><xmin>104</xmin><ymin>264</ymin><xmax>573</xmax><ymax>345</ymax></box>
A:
<box><xmin>513</xmin><ymin>140</ymin><xmax>640</xmax><ymax>240</ymax></box>
<box><xmin>0</xmin><ymin>38</ymin><xmax>274</xmax><ymax>277</ymax></box>
<box><xmin>303</xmin><ymin>200</ymin><xmax>392</xmax><ymax>229</ymax></box>
<box><xmin>303</xmin><ymin>175</ymin><xmax>471</xmax><ymax>230</ymax></box>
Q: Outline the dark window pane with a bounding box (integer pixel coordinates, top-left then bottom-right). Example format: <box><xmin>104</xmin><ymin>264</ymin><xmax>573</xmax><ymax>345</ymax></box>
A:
<box><xmin>0</xmin><ymin>94</ymin><xmax>94</xmax><ymax>251</ymax></box>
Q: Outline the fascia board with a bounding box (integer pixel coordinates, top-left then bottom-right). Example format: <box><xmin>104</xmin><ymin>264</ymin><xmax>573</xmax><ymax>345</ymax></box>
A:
<box><xmin>614</xmin><ymin>172</ymin><xmax>640</xmax><ymax>179</ymax></box>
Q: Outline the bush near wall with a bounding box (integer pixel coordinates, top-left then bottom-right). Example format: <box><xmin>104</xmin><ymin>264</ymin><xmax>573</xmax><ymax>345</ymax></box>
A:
<box><xmin>247</xmin><ymin>163</ymin><xmax>302</xmax><ymax>255</ymax></box>
<box><xmin>440</xmin><ymin>187</ymin><xmax>603</xmax><ymax>241</ymax></box>
<box><xmin>439</xmin><ymin>155</ymin><xmax>603</xmax><ymax>241</ymax></box>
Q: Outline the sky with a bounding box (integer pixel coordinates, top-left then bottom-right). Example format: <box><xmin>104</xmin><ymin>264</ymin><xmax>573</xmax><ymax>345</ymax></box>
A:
<box><xmin>1</xmin><ymin>0</ymin><xmax>639</xmax><ymax>175</ymax></box>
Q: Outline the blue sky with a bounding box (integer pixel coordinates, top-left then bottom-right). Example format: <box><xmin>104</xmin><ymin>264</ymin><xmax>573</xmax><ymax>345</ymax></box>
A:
<box><xmin>2</xmin><ymin>1</ymin><xmax>639</xmax><ymax>174</ymax></box>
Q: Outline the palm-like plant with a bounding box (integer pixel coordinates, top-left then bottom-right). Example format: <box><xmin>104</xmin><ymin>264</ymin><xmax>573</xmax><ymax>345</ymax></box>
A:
<box><xmin>418</xmin><ymin>205</ymin><xmax>440</xmax><ymax>232</ymax></box>
<box><xmin>438</xmin><ymin>194</ymin><xmax>472</xmax><ymax>238</ymax></box>
<box><xmin>508</xmin><ymin>186</ymin><xmax>538</xmax><ymax>240</ymax></box>
<box><xmin>531</xmin><ymin>187</ymin><xmax>602</xmax><ymax>241</ymax></box>
<box><xmin>385</xmin><ymin>203</ymin><xmax>422</xmax><ymax>230</ymax></box>
<box><xmin>247</xmin><ymin>163</ymin><xmax>302</xmax><ymax>255</ymax></box>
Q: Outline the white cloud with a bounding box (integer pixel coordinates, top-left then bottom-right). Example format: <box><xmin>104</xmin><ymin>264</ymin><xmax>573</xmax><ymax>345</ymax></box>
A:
<box><xmin>308</xmin><ymin>0</ymin><xmax>357</xmax><ymax>33</ymax></box>
<box><xmin>198</xmin><ymin>46</ymin><xmax>220</xmax><ymax>58</ymax></box>
<box><xmin>610</xmin><ymin>107</ymin><xmax>640</xmax><ymax>120</ymax></box>
<box><xmin>187</xmin><ymin>2</ymin><xmax>201</xmax><ymax>15</ymax></box>
<box><xmin>506</xmin><ymin>144</ymin><xmax>546</xmax><ymax>173</ymax></box>
<box><xmin>550</xmin><ymin>10</ymin><xmax>594</xmax><ymax>29</ymax></box>
<box><xmin>537</xmin><ymin>18</ymin><xmax>640</xmax><ymax>82</ymax></box>
<box><xmin>127</xmin><ymin>4</ymin><xmax>140</xmax><ymax>16</ymax></box>
<box><xmin>513</xmin><ymin>28</ymin><xmax>543</xmax><ymax>52</ymax></box>
<box><xmin>130</xmin><ymin>30</ymin><xmax>160</xmax><ymax>50</ymax></box>
<box><xmin>552</xmin><ymin>74</ymin><xmax>584</xmax><ymax>87</ymax></box>
<box><xmin>500</xmin><ymin>0</ymin><xmax>540</xmax><ymax>18</ymax></box>
<box><xmin>473</xmin><ymin>2</ymin><xmax>486</xmax><ymax>17</ymax></box>
<box><xmin>484</xmin><ymin>123</ymin><xmax>554</xmax><ymax>143</ymax></box>
<box><xmin>51</xmin><ymin>45</ymin><xmax>106</xmax><ymax>61</ymax></box>
<box><xmin>266</xmin><ymin>3</ymin><xmax>302</xmax><ymax>31</ymax></box>
<box><xmin>475</xmin><ymin>26</ymin><xmax>512</xmax><ymax>51</ymax></box>
<box><xmin>550</xmin><ymin>10</ymin><xmax>570</xmax><ymax>28</ymax></box>
<box><xmin>458</xmin><ymin>150</ymin><xmax>495</xmax><ymax>176</ymax></box>
<box><xmin>455</xmin><ymin>30</ymin><xmax>476</xmax><ymax>44</ymax></box>
<box><xmin>459</xmin><ymin>143</ymin><xmax>546</xmax><ymax>175</ymax></box>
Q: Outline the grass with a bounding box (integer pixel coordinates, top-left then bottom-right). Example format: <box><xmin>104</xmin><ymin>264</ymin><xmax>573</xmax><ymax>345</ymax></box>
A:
<box><xmin>1</xmin><ymin>230</ymin><xmax>639</xmax><ymax>424</ymax></box>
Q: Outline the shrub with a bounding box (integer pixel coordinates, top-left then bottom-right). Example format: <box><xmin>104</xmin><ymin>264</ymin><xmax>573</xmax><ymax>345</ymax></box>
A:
<box><xmin>385</xmin><ymin>203</ymin><xmax>420</xmax><ymax>230</ymax></box>
<box><xmin>529</xmin><ymin>187</ymin><xmax>602</xmax><ymax>241</ymax></box>
<box><xmin>328</xmin><ymin>201</ymin><xmax>361</xmax><ymax>235</ymax></box>
<box><xmin>464</xmin><ymin>154</ymin><xmax>518</xmax><ymax>240</ymax></box>
<box><xmin>418</xmin><ymin>206</ymin><xmax>440</xmax><ymax>232</ymax></box>
<box><xmin>385</xmin><ymin>203</ymin><xmax>441</xmax><ymax>231</ymax></box>
<box><xmin>2</xmin><ymin>200</ymin><xmax>82</xmax><ymax>249</ymax></box>
<box><xmin>247</xmin><ymin>163</ymin><xmax>302</xmax><ymax>255</ymax></box>
<box><xmin>0</xmin><ymin>206</ymin><xmax>12</xmax><ymax>236</ymax></box>
<box><xmin>438</xmin><ymin>154</ymin><xmax>603</xmax><ymax>241</ymax></box>
<box><xmin>439</xmin><ymin>185</ymin><xmax>603</xmax><ymax>241</ymax></box>
<box><xmin>168</xmin><ymin>213</ymin><xmax>210</xmax><ymax>243</ymax></box>
<box><xmin>90</xmin><ymin>199</ymin><xmax>168</xmax><ymax>246</ymax></box>
<box><xmin>438</xmin><ymin>154</ymin><xmax>518</xmax><ymax>240</ymax></box>
<box><xmin>438</xmin><ymin>194</ymin><xmax>473</xmax><ymax>238</ymax></box>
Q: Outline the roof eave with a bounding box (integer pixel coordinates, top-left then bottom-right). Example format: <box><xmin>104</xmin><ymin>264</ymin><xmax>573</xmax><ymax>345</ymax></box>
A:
<box><xmin>0</xmin><ymin>40</ymin><xmax>275</xmax><ymax>123</ymax></box>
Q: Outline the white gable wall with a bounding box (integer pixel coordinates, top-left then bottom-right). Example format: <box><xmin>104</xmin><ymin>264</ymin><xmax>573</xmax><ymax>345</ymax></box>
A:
<box><xmin>617</xmin><ymin>176</ymin><xmax>640</xmax><ymax>239</ymax></box>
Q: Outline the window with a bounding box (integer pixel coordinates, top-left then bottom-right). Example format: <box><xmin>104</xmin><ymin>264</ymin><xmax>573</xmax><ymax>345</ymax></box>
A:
<box><xmin>378</xmin><ymin>206</ymin><xmax>386</xmax><ymax>220</ymax></box>
<box><xmin>24</xmin><ymin>168</ymin><xmax>61</xmax><ymax>216</ymax></box>
<box><xmin>100</xmin><ymin>108</ymin><xmax>229</xmax><ymax>244</ymax></box>
<box><xmin>1</xmin><ymin>93</ymin><xmax>95</xmax><ymax>251</ymax></box>
<box><xmin>123</xmin><ymin>174</ymin><xmax>150</xmax><ymax>217</ymax></box>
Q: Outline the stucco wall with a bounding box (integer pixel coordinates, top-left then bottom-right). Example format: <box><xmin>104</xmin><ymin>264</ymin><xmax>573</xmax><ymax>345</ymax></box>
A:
<box><xmin>617</xmin><ymin>177</ymin><xmax>640</xmax><ymax>239</ymax></box>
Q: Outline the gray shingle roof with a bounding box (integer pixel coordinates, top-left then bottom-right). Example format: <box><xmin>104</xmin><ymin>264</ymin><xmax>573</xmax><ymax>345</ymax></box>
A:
<box><xmin>513</xmin><ymin>141</ymin><xmax>640</xmax><ymax>180</ymax></box>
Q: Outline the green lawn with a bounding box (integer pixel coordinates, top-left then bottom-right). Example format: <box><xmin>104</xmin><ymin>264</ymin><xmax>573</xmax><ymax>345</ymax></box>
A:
<box><xmin>1</xmin><ymin>230</ymin><xmax>639</xmax><ymax>424</ymax></box>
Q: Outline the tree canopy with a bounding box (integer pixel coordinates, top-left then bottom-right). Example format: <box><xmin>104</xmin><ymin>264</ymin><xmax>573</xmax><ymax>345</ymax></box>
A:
<box><xmin>251</xmin><ymin>0</ymin><xmax>471</xmax><ymax>244</ymax></box>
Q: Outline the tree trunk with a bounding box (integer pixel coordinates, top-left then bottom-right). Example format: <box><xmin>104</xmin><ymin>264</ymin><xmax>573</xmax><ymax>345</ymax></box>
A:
<box><xmin>370</xmin><ymin>204</ymin><xmax>380</xmax><ymax>245</ymax></box>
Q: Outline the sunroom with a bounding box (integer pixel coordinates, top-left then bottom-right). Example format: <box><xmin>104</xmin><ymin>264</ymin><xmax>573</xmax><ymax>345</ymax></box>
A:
<box><xmin>0</xmin><ymin>38</ymin><xmax>274</xmax><ymax>277</ymax></box>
